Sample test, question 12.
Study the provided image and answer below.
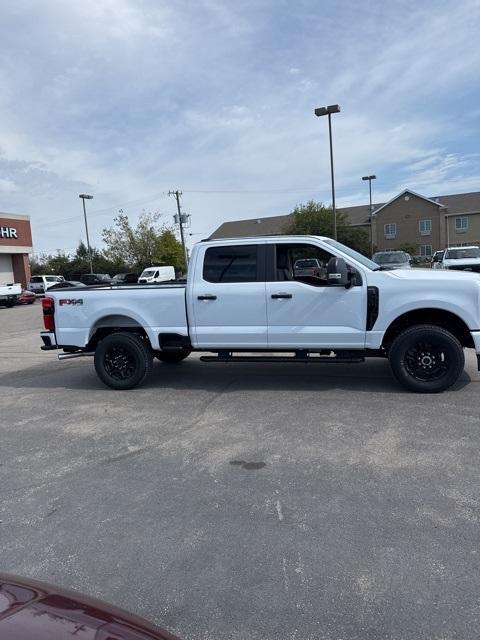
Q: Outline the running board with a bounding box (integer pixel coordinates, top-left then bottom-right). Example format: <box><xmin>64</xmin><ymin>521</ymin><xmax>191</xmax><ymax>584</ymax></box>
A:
<box><xmin>200</xmin><ymin>352</ymin><xmax>365</xmax><ymax>364</ymax></box>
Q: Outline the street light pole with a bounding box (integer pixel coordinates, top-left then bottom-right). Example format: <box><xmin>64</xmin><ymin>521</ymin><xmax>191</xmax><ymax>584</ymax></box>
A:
<box><xmin>314</xmin><ymin>104</ymin><xmax>340</xmax><ymax>240</ymax></box>
<box><xmin>79</xmin><ymin>194</ymin><xmax>94</xmax><ymax>274</ymax></box>
<box><xmin>362</xmin><ymin>175</ymin><xmax>376</xmax><ymax>256</ymax></box>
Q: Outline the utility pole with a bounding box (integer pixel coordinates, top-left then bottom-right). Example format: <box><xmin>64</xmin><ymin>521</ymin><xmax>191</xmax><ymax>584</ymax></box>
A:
<box><xmin>79</xmin><ymin>194</ymin><xmax>94</xmax><ymax>274</ymax></box>
<box><xmin>169</xmin><ymin>190</ymin><xmax>188</xmax><ymax>268</ymax></box>
<box><xmin>362</xmin><ymin>175</ymin><xmax>377</xmax><ymax>257</ymax></box>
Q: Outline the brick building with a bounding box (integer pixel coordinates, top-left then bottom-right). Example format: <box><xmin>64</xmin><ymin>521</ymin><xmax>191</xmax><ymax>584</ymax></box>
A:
<box><xmin>0</xmin><ymin>213</ymin><xmax>33</xmax><ymax>287</ymax></box>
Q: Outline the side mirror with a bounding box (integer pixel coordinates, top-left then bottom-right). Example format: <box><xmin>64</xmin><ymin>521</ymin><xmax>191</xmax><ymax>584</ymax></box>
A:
<box><xmin>327</xmin><ymin>257</ymin><xmax>350</xmax><ymax>287</ymax></box>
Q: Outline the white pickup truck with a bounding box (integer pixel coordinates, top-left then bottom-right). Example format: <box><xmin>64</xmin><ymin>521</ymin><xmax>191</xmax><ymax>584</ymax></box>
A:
<box><xmin>40</xmin><ymin>235</ymin><xmax>480</xmax><ymax>393</ymax></box>
<box><xmin>0</xmin><ymin>282</ymin><xmax>22</xmax><ymax>307</ymax></box>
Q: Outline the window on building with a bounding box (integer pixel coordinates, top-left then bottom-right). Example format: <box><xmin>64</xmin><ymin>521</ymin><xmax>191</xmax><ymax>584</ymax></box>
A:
<box><xmin>203</xmin><ymin>245</ymin><xmax>259</xmax><ymax>283</ymax></box>
<box><xmin>419</xmin><ymin>219</ymin><xmax>432</xmax><ymax>235</ymax></box>
<box><xmin>420</xmin><ymin>245</ymin><xmax>432</xmax><ymax>257</ymax></box>
<box><xmin>455</xmin><ymin>216</ymin><xmax>468</xmax><ymax>233</ymax></box>
<box><xmin>384</xmin><ymin>223</ymin><xmax>396</xmax><ymax>239</ymax></box>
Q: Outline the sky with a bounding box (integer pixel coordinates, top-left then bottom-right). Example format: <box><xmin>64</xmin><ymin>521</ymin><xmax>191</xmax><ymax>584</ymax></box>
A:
<box><xmin>0</xmin><ymin>0</ymin><xmax>479</xmax><ymax>255</ymax></box>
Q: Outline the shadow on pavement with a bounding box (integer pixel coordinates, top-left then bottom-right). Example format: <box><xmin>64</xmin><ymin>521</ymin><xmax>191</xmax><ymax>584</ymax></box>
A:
<box><xmin>0</xmin><ymin>356</ymin><xmax>472</xmax><ymax>395</ymax></box>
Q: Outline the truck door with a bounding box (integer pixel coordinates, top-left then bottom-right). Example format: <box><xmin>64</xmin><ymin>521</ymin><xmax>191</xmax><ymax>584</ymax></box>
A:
<box><xmin>190</xmin><ymin>243</ymin><xmax>268</xmax><ymax>348</ymax></box>
<box><xmin>266</xmin><ymin>241</ymin><xmax>367</xmax><ymax>348</ymax></box>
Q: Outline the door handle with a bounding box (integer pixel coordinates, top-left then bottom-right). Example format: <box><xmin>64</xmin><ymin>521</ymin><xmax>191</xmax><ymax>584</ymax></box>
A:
<box><xmin>271</xmin><ymin>293</ymin><xmax>292</xmax><ymax>299</ymax></box>
<box><xmin>197</xmin><ymin>294</ymin><xmax>217</xmax><ymax>301</ymax></box>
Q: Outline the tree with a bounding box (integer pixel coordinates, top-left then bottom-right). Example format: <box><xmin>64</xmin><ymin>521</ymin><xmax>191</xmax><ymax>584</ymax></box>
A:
<box><xmin>399</xmin><ymin>242</ymin><xmax>419</xmax><ymax>257</ymax></box>
<box><xmin>102</xmin><ymin>211</ymin><xmax>185</xmax><ymax>272</ymax></box>
<box><xmin>283</xmin><ymin>200</ymin><xmax>370</xmax><ymax>255</ymax></box>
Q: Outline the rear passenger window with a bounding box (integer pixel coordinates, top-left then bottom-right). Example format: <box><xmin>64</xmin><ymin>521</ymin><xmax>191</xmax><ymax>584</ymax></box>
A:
<box><xmin>203</xmin><ymin>245</ymin><xmax>258</xmax><ymax>283</ymax></box>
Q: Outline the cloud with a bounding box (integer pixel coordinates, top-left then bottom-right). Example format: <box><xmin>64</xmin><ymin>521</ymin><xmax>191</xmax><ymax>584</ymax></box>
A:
<box><xmin>0</xmin><ymin>0</ymin><xmax>478</xmax><ymax>252</ymax></box>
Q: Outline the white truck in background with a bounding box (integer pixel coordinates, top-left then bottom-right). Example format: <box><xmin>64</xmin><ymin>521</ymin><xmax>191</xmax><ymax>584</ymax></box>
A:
<box><xmin>0</xmin><ymin>282</ymin><xmax>22</xmax><ymax>307</ymax></box>
<box><xmin>431</xmin><ymin>246</ymin><xmax>480</xmax><ymax>272</ymax></box>
<box><xmin>40</xmin><ymin>235</ymin><xmax>480</xmax><ymax>393</ymax></box>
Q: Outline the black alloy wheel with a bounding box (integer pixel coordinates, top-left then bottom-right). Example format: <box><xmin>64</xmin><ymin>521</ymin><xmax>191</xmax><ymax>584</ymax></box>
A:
<box><xmin>389</xmin><ymin>325</ymin><xmax>464</xmax><ymax>393</ymax></box>
<box><xmin>94</xmin><ymin>332</ymin><xmax>153</xmax><ymax>390</ymax></box>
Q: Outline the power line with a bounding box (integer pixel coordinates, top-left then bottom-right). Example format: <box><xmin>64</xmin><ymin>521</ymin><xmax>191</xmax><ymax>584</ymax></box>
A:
<box><xmin>32</xmin><ymin>187</ymin><xmax>322</xmax><ymax>230</ymax></box>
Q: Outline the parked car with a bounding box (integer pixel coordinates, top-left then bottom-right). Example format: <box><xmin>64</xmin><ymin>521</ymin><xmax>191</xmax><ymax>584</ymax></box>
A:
<box><xmin>48</xmin><ymin>280</ymin><xmax>87</xmax><ymax>290</ymax></box>
<box><xmin>293</xmin><ymin>258</ymin><xmax>323</xmax><ymax>277</ymax></box>
<box><xmin>16</xmin><ymin>288</ymin><xmax>36</xmax><ymax>304</ymax></box>
<box><xmin>40</xmin><ymin>234</ymin><xmax>480</xmax><ymax>393</ymax></box>
<box><xmin>431</xmin><ymin>250</ymin><xmax>445</xmax><ymax>268</ymax></box>
<box><xmin>0</xmin><ymin>282</ymin><xmax>21</xmax><ymax>307</ymax></box>
<box><xmin>79</xmin><ymin>273</ymin><xmax>114</xmax><ymax>286</ymax></box>
<box><xmin>0</xmin><ymin>573</ymin><xmax>181</xmax><ymax>640</ymax></box>
<box><xmin>28</xmin><ymin>275</ymin><xmax>64</xmax><ymax>294</ymax></box>
<box><xmin>435</xmin><ymin>246</ymin><xmax>480</xmax><ymax>272</ymax></box>
<box><xmin>372</xmin><ymin>251</ymin><xmax>411</xmax><ymax>269</ymax></box>
<box><xmin>112</xmin><ymin>272</ymin><xmax>140</xmax><ymax>284</ymax></box>
<box><xmin>138</xmin><ymin>266</ymin><xmax>175</xmax><ymax>283</ymax></box>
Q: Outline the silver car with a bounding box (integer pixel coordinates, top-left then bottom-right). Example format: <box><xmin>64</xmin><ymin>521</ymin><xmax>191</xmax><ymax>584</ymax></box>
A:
<box><xmin>372</xmin><ymin>251</ymin><xmax>411</xmax><ymax>270</ymax></box>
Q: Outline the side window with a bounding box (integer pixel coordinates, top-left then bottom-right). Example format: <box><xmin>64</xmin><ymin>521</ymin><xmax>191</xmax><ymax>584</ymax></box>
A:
<box><xmin>274</xmin><ymin>243</ymin><xmax>362</xmax><ymax>287</ymax></box>
<box><xmin>203</xmin><ymin>245</ymin><xmax>258</xmax><ymax>283</ymax></box>
<box><xmin>154</xmin><ymin>271</ymin><xmax>159</xmax><ymax>278</ymax></box>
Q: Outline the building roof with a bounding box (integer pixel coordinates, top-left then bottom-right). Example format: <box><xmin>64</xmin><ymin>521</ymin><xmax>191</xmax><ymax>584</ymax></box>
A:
<box><xmin>371</xmin><ymin>189</ymin><xmax>445</xmax><ymax>217</ymax></box>
<box><xmin>431</xmin><ymin>191</ymin><xmax>480</xmax><ymax>214</ymax></box>
<box><xmin>210</xmin><ymin>190</ymin><xmax>480</xmax><ymax>238</ymax></box>
<box><xmin>210</xmin><ymin>213</ymin><xmax>294</xmax><ymax>239</ymax></box>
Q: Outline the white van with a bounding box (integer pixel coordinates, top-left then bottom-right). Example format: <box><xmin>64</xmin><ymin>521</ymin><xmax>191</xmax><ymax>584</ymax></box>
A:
<box><xmin>138</xmin><ymin>266</ymin><xmax>175</xmax><ymax>284</ymax></box>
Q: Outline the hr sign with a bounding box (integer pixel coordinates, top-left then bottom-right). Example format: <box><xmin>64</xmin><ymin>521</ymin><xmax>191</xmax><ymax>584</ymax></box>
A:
<box><xmin>0</xmin><ymin>227</ymin><xmax>18</xmax><ymax>238</ymax></box>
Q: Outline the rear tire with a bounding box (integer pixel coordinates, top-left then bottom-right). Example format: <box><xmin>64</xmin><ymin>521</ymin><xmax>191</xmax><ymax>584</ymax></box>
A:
<box><xmin>94</xmin><ymin>332</ymin><xmax>153</xmax><ymax>390</ymax></box>
<box><xmin>389</xmin><ymin>325</ymin><xmax>464</xmax><ymax>393</ymax></box>
<box><xmin>155</xmin><ymin>349</ymin><xmax>191</xmax><ymax>364</ymax></box>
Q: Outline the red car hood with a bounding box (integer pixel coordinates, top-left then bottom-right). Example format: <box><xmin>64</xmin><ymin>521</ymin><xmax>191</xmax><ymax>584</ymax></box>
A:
<box><xmin>0</xmin><ymin>573</ymin><xmax>181</xmax><ymax>640</ymax></box>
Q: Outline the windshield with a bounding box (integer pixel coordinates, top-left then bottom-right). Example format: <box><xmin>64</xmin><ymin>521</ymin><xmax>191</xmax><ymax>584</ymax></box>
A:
<box><xmin>141</xmin><ymin>269</ymin><xmax>156</xmax><ymax>277</ymax></box>
<box><xmin>445</xmin><ymin>248</ymin><xmax>480</xmax><ymax>259</ymax></box>
<box><xmin>30</xmin><ymin>276</ymin><xmax>43</xmax><ymax>282</ymax></box>
<box><xmin>323</xmin><ymin>238</ymin><xmax>378</xmax><ymax>270</ymax></box>
<box><xmin>373</xmin><ymin>252</ymin><xmax>409</xmax><ymax>264</ymax></box>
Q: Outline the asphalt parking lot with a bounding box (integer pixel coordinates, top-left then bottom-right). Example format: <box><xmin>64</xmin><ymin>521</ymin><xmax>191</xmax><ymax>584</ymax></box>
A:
<box><xmin>2</xmin><ymin>303</ymin><xmax>480</xmax><ymax>639</ymax></box>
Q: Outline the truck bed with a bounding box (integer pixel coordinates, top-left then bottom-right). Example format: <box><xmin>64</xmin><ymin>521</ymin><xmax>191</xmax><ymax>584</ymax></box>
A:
<box><xmin>48</xmin><ymin>283</ymin><xmax>188</xmax><ymax>350</ymax></box>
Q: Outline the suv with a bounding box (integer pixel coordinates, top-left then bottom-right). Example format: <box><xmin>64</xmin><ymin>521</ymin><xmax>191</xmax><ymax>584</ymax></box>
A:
<box><xmin>28</xmin><ymin>275</ymin><xmax>64</xmax><ymax>294</ymax></box>
<box><xmin>293</xmin><ymin>258</ymin><xmax>324</xmax><ymax>278</ymax></box>
<box><xmin>79</xmin><ymin>273</ymin><xmax>114</xmax><ymax>286</ymax></box>
<box><xmin>372</xmin><ymin>251</ymin><xmax>411</xmax><ymax>269</ymax></box>
<box><xmin>112</xmin><ymin>273</ymin><xmax>139</xmax><ymax>284</ymax></box>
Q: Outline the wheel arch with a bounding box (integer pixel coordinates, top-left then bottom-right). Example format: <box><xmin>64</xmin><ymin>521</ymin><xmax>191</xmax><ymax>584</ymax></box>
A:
<box><xmin>87</xmin><ymin>314</ymin><xmax>151</xmax><ymax>350</ymax></box>
<box><xmin>382</xmin><ymin>308</ymin><xmax>474</xmax><ymax>351</ymax></box>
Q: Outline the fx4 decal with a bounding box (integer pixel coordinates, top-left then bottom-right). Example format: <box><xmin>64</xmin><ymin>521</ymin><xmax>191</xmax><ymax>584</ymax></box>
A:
<box><xmin>59</xmin><ymin>299</ymin><xmax>84</xmax><ymax>306</ymax></box>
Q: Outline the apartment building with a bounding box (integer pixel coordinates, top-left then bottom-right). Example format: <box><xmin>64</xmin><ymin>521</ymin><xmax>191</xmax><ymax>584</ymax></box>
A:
<box><xmin>210</xmin><ymin>190</ymin><xmax>480</xmax><ymax>256</ymax></box>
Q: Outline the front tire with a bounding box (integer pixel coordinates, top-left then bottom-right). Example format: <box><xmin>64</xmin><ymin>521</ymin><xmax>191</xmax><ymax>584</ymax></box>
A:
<box><xmin>389</xmin><ymin>325</ymin><xmax>464</xmax><ymax>393</ymax></box>
<box><xmin>155</xmin><ymin>349</ymin><xmax>191</xmax><ymax>364</ymax></box>
<box><xmin>94</xmin><ymin>332</ymin><xmax>153</xmax><ymax>390</ymax></box>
